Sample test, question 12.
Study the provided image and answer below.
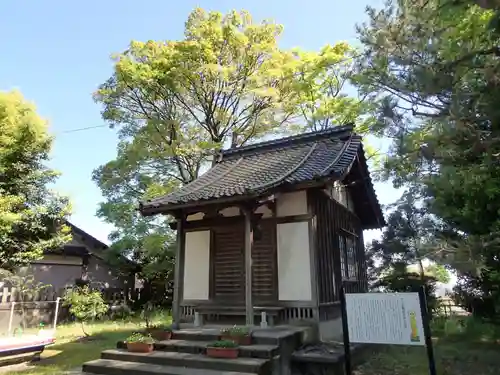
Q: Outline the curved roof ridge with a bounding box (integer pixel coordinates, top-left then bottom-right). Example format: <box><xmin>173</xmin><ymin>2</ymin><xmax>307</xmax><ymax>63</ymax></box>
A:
<box><xmin>221</xmin><ymin>124</ymin><xmax>354</xmax><ymax>159</ymax></box>
<box><xmin>171</xmin><ymin>157</ymin><xmax>244</xmax><ymax>201</ymax></box>
<box><xmin>250</xmin><ymin>142</ymin><xmax>319</xmax><ymax>192</ymax></box>
<box><xmin>320</xmin><ymin>134</ymin><xmax>355</xmax><ymax>175</ymax></box>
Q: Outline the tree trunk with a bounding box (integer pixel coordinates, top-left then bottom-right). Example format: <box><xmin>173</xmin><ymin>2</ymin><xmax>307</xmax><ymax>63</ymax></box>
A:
<box><xmin>418</xmin><ymin>259</ymin><xmax>425</xmax><ymax>281</ymax></box>
<box><xmin>231</xmin><ymin>132</ymin><xmax>238</xmax><ymax>148</ymax></box>
<box><xmin>81</xmin><ymin>321</ymin><xmax>89</xmax><ymax>337</ymax></box>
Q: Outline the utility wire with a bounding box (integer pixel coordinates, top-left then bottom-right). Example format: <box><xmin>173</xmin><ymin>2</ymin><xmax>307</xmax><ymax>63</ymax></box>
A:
<box><xmin>56</xmin><ymin>124</ymin><xmax>108</xmax><ymax>135</ymax></box>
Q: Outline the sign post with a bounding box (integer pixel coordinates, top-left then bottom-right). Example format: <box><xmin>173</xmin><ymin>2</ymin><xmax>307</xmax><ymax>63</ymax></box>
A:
<box><xmin>419</xmin><ymin>287</ymin><xmax>437</xmax><ymax>375</ymax></box>
<box><xmin>340</xmin><ymin>285</ymin><xmax>437</xmax><ymax>375</ymax></box>
<box><xmin>339</xmin><ymin>285</ymin><xmax>352</xmax><ymax>375</ymax></box>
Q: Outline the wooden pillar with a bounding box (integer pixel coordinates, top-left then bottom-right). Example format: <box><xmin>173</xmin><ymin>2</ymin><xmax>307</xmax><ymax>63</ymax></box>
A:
<box><xmin>172</xmin><ymin>216</ymin><xmax>186</xmax><ymax>328</ymax></box>
<box><xmin>357</xmin><ymin>227</ymin><xmax>367</xmax><ymax>292</ymax></box>
<box><xmin>307</xmin><ymin>190</ymin><xmax>320</xmax><ymax>321</ymax></box>
<box><xmin>243</xmin><ymin>208</ymin><xmax>254</xmax><ymax>326</ymax></box>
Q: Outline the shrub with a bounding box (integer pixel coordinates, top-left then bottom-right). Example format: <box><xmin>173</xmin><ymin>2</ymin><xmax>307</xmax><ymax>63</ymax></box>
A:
<box><xmin>220</xmin><ymin>325</ymin><xmax>250</xmax><ymax>336</ymax></box>
<box><xmin>148</xmin><ymin>324</ymin><xmax>172</xmax><ymax>332</ymax></box>
<box><xmin>431</xmin><ymin>316</ymin><xmax>500</xmax><ymax>342</ymax></box>
<box><xmin>210</xmin><ymin>340</ymin><xmax>239</xmax><ymax>348</ymax></box>
<box><xmin>375</xmin><ymin>272</ymin><xmax>439</xmax><ymax>316</ymax></box>
<box><xmin>62</xmin><ymin>286</ymin><xmax>109</xmax><ymax>336</ymax></box>
<box><xmin>452</xmin><ymin>273</ymin><xmax>500</xmax><ymax>323</ymax></box>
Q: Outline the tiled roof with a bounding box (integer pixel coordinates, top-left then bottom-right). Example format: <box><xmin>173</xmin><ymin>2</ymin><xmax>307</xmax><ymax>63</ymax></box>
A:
<box><xmin>140</xmin><ymin>125</ymin><xmax>379</xmax><ymax>216</ymax></box>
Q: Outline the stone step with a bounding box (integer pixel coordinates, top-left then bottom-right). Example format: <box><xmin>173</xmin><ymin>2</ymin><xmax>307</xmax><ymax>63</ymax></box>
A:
<box><xmin>117</xmin><ymin>340</ymin><xmax>279</xmax><ymax>359</ymax></box>
<box><xmin>159</xmin><ymin>339</ymin><xmax>279</xmax><ymax>359</ymax></box>
<box><xmin>251</xmin><ymin>329</ymin><xmax>302</xmax><ymax>347</ymax></box>
<box><xmin>168</xmin><ymin>327</ymin><xmax>302</xmax><ymax>347</ymax></box>
<box><xmin>101</xmin><ymin>349</ymin><xmax>269</xmax><ymax>374</ymax></box>
<box><xmin>83</xmin><ymin>359</ymin><xmax>258</xmax><ymax>375</ymax></box>
<box><xmin>172</xmin><ymin>329</ymin><xmax>221</xmax><ymax>342</ymax></box>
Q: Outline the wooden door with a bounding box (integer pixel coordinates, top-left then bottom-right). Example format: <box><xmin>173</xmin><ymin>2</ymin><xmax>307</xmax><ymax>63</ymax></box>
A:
<box><xmin>212</xmin><ymin>225</ymin><xmax>245</xmax><ymax>303</ymax></box>
<box><xmin>252</xmin><ymin>221</ymin><xmax>277</xmax><ymax>304</ymax></box>
<box><xmin>212</xmin><ymin>221</ymin><xmax>277</xmax><ymax>305</ymax></box>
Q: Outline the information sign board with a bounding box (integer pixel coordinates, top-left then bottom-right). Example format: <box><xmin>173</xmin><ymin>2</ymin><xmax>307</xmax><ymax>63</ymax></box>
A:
<box><xmin>339</xmin><ymin>287</ymin><xmax>437</xmax><ymax>375</ymax></box>
<box><xmin>345</xmin><ymin>292</ymin><xmax>425</xmax><ymax>346</ymax></box>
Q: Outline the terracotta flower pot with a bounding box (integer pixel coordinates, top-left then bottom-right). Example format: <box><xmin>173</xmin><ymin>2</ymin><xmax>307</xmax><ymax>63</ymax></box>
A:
<box><xmin>126</xmin><ymin>342</ymin><xmax>154</xmax><ymax>353</ymax></box>
<box><xmin>221</xmin><ymin>334</ymin><xmax>252</xmax><ymax>346</ymax></box>
<box><xmin>150</xmin><ymin>330</ymin><xmax>172</xmax><ymax>341</ymax></box>
<box><xmin>206</xmin><ymin>347</ymin><xmax>239</xmax><ymax>359</ymax></box>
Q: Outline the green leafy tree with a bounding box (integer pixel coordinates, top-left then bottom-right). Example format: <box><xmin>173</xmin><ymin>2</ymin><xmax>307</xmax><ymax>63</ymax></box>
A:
<box><xmin>0</xmin><ymin>90</ymin><xmax>71</xmax><ymax>271</ymax></box>
<box><xmin>286</xmin><ymin>43</ymin><xmax>376</xmax><ymax>133</ymax></box>
<box><xmin>366</xmin><ymin>190</ymin><xmax>436</xmax><ymax>282</ymax></box>
<box><xmin>93</xmin><ymin>8</ymin><xmax>373</xmax><ymax>297</ymax></box>
<box><xmin>355</xmin><ymin>0</ymin><xmax>500</xmax><ymax>317</ymax></box>
<box><xmin>425</xmin><ymin>264</ymin><xmax>451</xmax><ymax>284</ymax></box>
<box><xmin>366</xmin><ymin>191</ymin><xmax>441</xmax><ymax>312</ymax></box>
<box><xmin>63</xmin><ymin>286</ymin><xmax>109</xmax><ymax>336</ymax></box>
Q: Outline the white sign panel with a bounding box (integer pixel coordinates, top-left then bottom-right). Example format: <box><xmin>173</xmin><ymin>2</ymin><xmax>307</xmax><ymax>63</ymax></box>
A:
<box><xmin>345</xmin><ymin>292</ymin><xmax>425</xmax><ymax>346</ymax></box>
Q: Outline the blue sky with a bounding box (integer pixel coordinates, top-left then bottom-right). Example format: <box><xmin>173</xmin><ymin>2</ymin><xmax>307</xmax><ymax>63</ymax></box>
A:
<box><xmin>0</xmin><ymin>0</ymin><xmax>397</xmax><ymax>244</ymax></box>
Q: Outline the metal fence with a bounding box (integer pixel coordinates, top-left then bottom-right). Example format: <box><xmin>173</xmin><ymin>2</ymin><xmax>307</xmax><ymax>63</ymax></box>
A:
<box><xmin>0</xmin><ymin>286</ymin><xmax>144</xmax><ymax>305</ymax></box>
<box><xmin>436</xmin><ymin>297</ymin><xmax>469</xmax><ymax>318</ymax></box>
<box><xmin>0</xmin><ymin>299</ymin><xmax>61</xmax><ymax>337</ymax></box>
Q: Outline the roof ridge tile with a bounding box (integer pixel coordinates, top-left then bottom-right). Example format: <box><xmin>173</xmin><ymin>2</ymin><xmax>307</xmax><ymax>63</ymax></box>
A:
<box><xmin>221</xmin><ymin>124</ymin><xmax>354</xmax><ymax>159</ymax></box>
<box><xmin>251</xmin><ymin>142</ymin><xmax>318</xmax><ymax>192</ymax></box>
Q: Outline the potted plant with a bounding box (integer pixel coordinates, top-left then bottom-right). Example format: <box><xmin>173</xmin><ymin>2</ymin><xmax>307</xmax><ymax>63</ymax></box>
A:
<box><xmin>145</xmin><ymin>324</ymin><xmax>173</xmax><ymax>341</ymax></box>
<box><xmin>220</xmin><ymin>325</ymin><xmax>252</xmax><ymax>345</ymax></box>
<box><xmin>125</xmin><ymin>332</ymin><xmax>155</xmax><ymax>353</ymax></box>
<box><xmin>206</xmin><ymin>340</ymin><xmax>239</xmax><ymax>359</ymax></box>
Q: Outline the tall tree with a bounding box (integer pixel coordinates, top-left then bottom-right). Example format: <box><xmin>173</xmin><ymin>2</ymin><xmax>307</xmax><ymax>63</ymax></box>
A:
<box><xmin>366</xmin><ymin>190</ymin><xmax>436</xmax><ymax>283</ymax></box>
<box><xmin>288</xmin><ymin>43</ymin><xmax>376</xmax><ymax>132</ymax></box>
<box><xmin>366</xmin><ymin>191</ymin><xmax>442</xmax><ymax>312</ymax></box>
<box><xmin>355</xmin><ymin>0</ymin><xmax>500</xmax><ymax>316</ymax></box>
<box><xmin>93</xmin><ymin>8</ymin><xmax>373</xmax><ymax>291</ymax></box>
<box><xmin>0</xmin><ymin>90</ymin><xmax>71</xmax><ymax>271</ymax></box>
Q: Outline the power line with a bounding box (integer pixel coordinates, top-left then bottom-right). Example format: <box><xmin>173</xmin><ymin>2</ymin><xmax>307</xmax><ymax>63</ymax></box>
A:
<box><xmin>57</xmin><ymin>124</ymin><xmax>108</xmax><ymax>135</ymax></box>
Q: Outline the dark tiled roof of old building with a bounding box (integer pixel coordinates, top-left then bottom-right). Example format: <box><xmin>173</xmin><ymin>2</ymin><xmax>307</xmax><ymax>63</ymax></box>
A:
<box><xmin>140</xmin><ymin>125</ymin><xmax>383</xmax><ymax>227</ymax></box>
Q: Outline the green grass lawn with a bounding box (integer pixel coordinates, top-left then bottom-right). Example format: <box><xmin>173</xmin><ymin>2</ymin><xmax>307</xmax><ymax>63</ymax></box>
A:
<box><xmin>356</xmin><ymin>317</ymin><xmax>500</xmax><ymax>375</ymax></box>
<box><xmin>2</xmin><ymin>314</ymin><xmax>171</xmax><ymax>375</ymax></box>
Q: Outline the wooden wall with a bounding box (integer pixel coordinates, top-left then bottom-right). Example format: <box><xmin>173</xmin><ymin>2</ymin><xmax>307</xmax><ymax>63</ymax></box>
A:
<box><xmin>311</xmin><ymin>188</ymin><xmax>368</xmax><ymax>321</ymax></box>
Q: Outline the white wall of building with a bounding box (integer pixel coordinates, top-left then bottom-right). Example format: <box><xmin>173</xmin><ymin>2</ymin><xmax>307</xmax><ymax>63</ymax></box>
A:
<box><xmin>186</xmin><ymin>191</ymin><xmax>308</xmax><ymax>221</ymax></box>
<box><xmin>276</xmin><ymin>191</ymin><xmax>308</xmax><ymax>217</ymax></box>
<box><xmin>186</xmin><ymin>212</ymin><xmax>205</xmax><ymax>221</ymax></box>
<box><xmin>323</xmin><ymin>181</ymin><xmax>354</xmax><ymax>212</ymax></box>
<box><xmin>183</xmin><ymin>230</ymin><xmax>210</xmax><ymax>300</ymax></box>
<box><xmin>277</xmin><ymin>221</ymin><xmax>312</xmax><ymax>301</ymax></box>
<box><xmin>182</xmin><ymin>190</ymin><xmax>312</xmax><ymax>302</ymax></box>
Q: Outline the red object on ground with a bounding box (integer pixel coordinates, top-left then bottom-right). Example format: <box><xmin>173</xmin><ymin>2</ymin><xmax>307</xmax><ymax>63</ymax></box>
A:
<box><xmin>145</xmin><ymin>329</ymin><xmax>172</xmax><ymax>341</ymax></box>
<box><xmin>206</xmin><ymin>347</ymin><xmax>239</xmax><ymax>359</ymax></box>
<box><xmin>126</xmin><ymin>342</ymin><xmax>154</xmax><ymax>353</ymax></box>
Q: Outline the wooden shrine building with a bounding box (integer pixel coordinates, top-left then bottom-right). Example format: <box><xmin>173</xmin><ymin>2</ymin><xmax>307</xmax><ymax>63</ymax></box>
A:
<box><xmin>139</xmin><ymin>125</ymin><xmax>384</xmax><ymax>340</ymax></box>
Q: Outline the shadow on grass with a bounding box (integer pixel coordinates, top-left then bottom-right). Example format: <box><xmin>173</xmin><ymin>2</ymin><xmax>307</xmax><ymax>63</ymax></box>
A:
<box><xmin>2</xmin><ymin>328</ymin><xmax>137</xmax><ymax>375</ymax></box>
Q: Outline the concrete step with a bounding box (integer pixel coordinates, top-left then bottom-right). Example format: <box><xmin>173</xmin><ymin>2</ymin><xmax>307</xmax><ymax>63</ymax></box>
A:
<box><xmin>101</xmin><ymin>349</ymin><xmax>269</xmax><ymax>374</ymax></box>
<box><xmin>159</xmin><ymin>339</ymin><xmax>279</xmax><ymax>359</ymax></box>
<box><xmin>168</xmin><ymin>327</ymin><xmax>302</xmax><ymax>347</ymax></box>
<box><xmin>172</xmin><ymin>329</ymin><xmax>221</xmax><ymax>342</ymax></box>
<box><xmin>83</xmin><ymin>359</ymin><xmax>258</xmax><ymax>375</ymax></box>
<box><xmin>117</xmin><ymin>339</ymin><xmax>279</xmax><ymax>359</ymax></box>
<box><xmin>251</xmin><ymin>328</ymin><xmax>302</xmax><ymax>347</ymax></box>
